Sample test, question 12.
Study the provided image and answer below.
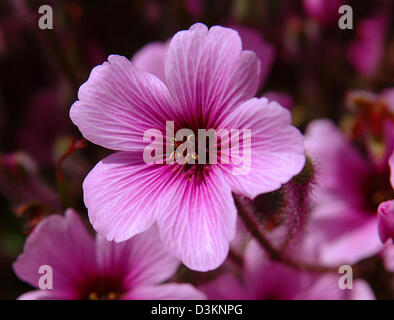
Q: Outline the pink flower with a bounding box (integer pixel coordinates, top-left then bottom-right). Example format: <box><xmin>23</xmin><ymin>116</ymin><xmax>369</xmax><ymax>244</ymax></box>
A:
<box><xmin>263</xmin><ymin>92</ymin><xmax>294</xmax><ymax>110</ymax></box>
<box><xmin>13</xmin><ymin>209</ymin><xmax>204</xmax><ymax>300</ymax></box>
<box><xmin>230</xmin><ymin>26</ymin><xmax>275</xmax><ymax>90</ymax></box>
<box><xmin>132</xmin><ymin>40</ymin><xmax>168</xmax><ymax>83</ymax></box>
<box><xmin>378</xmin><ymin>200</ymin><xmax>394</xmax><ymax>243</ymax></box>
<box><xmin>200</xmin><ymin>240</ymin><xmax>374</xmax><ymax>300</ymax></box>
<box><xmin>303</xmin><ymin>0</ymin><xmax>343</xmax><ymax>25</ymax></box>
<box><xmin>17</xmin><ymin>85</ymin><xmax>69</xmax><ymax>165</ymax></box>
<box><xmin>70</xmin><ymin>23</ymin><xmax>305</xmax><ymax>271</ymax></box>
<box><xmin>381</xmin><ymin>241</ymin><xmax>394</xmax><ymax>272</ymax></box>
<box><xmin>0</xmin><ymin>152</ymin><xmax>60</xmax><ymax>211</ymax></box>
<box><xmin>305</xmin><ymin>119</ymin><xmax>394</xmax><ymax>265</ymax></box>
<box><xmin>347</xmin><ymin>16</ymin><xmax>386</xmax><ymax>77</ymax></box>
<box><xmin>184</xmin><ymin>0</ymin><xmax>203</xmax><ymax>18</ymax></box>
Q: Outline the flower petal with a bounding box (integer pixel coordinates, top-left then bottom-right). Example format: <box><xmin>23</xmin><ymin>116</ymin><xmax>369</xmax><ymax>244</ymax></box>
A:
<box><xmin>305</xmin><ymin>119</ymin><xmax>384</xmax><ymax>264</ymax></box>
<box><xmin>381</xmin><ymin>242</ymin><xmax>394</xmax><ymax>272</ymax></box>
<box><xmin>70</xmin><ymin>55</ymin><xmax>176</xmax><ymax>151</ymax></box>
<box><xmin>220</xmin><ymin>97</ymin><xmax>305</xmax><ymax>199</ymax></box>
<box><xmin>156</xmin><ymin>168</ymin><xmax>237</xmax><ymax>271</ymax></box>
<box><xmin>17</xmin><ymin>290</ymin><xmax>76</xmax><ymax>300</ymax></box>
<box><xmin>350</xmin><ymin>280</ymin><xmax>376</xmax><ymax>300</ymax></box>
<box><xmin>233</xmin><ymin>25</ymin><xmax>275</xmax><ymax>89</ymax></box>
<box><xmin>377</xmin><ymin>200</ymin><xmax>394</xmax><ymax>243</ymax></box>
<box><xmin>165</xmin><ymin>23</ymin><xmax>260</xmax><ymax>128</ymax></box>
<box><xmin>13</xmin><ymin>209</ymin><xmax>96</xmax><ymax>294</ymax></box>
<box><xmin>347</xmin><ymin>17</ymin><xmax>385</xmax><ymax>76</ymax></box>
<box><xmin>305</xmin><ymin>119</ymin><xmax>369</xmax><ymax>204</ymax></box>
<box><xmin>83</xmin><ymin>151</ymin><xmax>179</xmax><ymax>242</ymax></box>
<box><xmin>199</xmin><ymin>273</ymin><xmax>251</xmax><ymax>300</ymax></box>
<box><xmin>126</xmin><ymin>283</ymin><xmax>206</xmax><ymax>300</ymax></box>
<box><xmin>132</xmin><ymin>42</ymin><xmax>168</xmax><ymax>83</ymax></box>
<box><xmin>389</xmin><ymin>151</ymin><xmax>394</xmax><ymax>188</ymax></box>
<box><xmin>95</xmin><ymin>225</ymin><xmax>180</xmax><ymax>288</ymax></box>
<box><xmin>316</xmin><ymin>216</ymin><xmax>382</xmax><ymax>266</ymax></box>
<box><xmin>262</xmin><ymin>92</ymin><xmax>293</xmax><ymax>110</ymax></box>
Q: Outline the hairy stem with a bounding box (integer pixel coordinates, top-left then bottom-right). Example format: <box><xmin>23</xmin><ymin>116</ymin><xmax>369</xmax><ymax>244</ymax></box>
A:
<box><xmin>233</xmin><ymin>193</ymin><xmax>337</xmax><ymax>274</ymax></box>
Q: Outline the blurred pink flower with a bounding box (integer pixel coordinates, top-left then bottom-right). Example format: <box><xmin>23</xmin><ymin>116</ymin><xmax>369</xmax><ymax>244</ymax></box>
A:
<box><xmin>132</xmin><ymin>41</ymin><xmax>168</xmax><ymax>82</ymax></box>
<box><xmin>230</xmin><ymin>27</ymin><xmax>294</xmax><ymax>110</ymax></box>
<box><xmin>231</xmin><ymin>26</ymin><xmax>275</xmax><ymax>90</ymax></box>
<box><xmin>18</xmin><ymin>85</ymin><xmax>70</xmax><ymax>165</ymax></box>
<box><xmin>200</xmin><ymin>240</ymin><xmax>374</xmax><ymax>300</ymax></box>
<box><xmin>263</xmin><ymin>92</ymin><xmax>294</xmax><ymax>110</ymax></box>
<box><xmin>378</xmin><ymin>200</ymin><xmax>394</xmax><ymax>243</ymax></box>
<box><xmin>13</xmin><ymin>209</ymin><xmax>204</xmax><ymax>300</ymax></box>
<box><xmin>303</xmin><ymin>0</ymin><xmax>343</xmax><ymax>25</ymax></box>
<box><xmin>305</xmin><ymin>119</ymin><xmax>394</xmax><ymax>265</ymax></box>
<box><xmin>381</xmin><ymin>241</ymin><xmax>394</xmax><ymax>272</ymax></box>
<box><xmin>0</xmin><ymin>152</ymin><xmax>59</xmax><ymax>210</ymax></box>
<box><xmin>185</xmin><ymin>0</ymin><xmax>203</xmax><ymax>18</ymax></box>
<box><xmin>70</xmin><ymin>23</ymin><xmax>305</xmax><ymax>271</ymax></box>
<box><xmin>347</xmin><ymin>16</ymin><xmax>386</xmax><ymax>77</ymax></box>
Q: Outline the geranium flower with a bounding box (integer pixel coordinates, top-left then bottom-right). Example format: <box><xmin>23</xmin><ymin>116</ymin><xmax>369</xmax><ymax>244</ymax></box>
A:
<box><xmin>70</xmin><ymin>23</ymin><xmax>305</xmax><ymax>271</ymax></box>
<box><xmin>305</xmin><ymin>119</ymin><xmax>394</xmax><ymax>265</ymax></box>
<box><xmin>13</xmin><ymin>209</ymin><xmax>204</xmax><ymax>300</ymax></box>
<box><xmin>200</xmin><ymin>240</ymin><xmax>374</xmax><ymax>300</ymax></box>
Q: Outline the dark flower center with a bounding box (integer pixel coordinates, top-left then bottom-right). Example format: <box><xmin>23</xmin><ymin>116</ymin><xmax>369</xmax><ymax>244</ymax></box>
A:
<box><xmin>77</xmin><ymin>275</ymin><xmax>126</xmax><ymax>300</ymax></box>
<box><xmin>165</xmin><ymin>125</ymin><xmax>219</xmax><ymax>183</ymax></box>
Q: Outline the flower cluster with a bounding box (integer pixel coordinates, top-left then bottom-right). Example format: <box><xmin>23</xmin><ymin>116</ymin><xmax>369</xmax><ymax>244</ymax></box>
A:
<box><xmin>0</xmin><ymin>0</ymin><xmax>393</xmax><ymax>300</ymax></box>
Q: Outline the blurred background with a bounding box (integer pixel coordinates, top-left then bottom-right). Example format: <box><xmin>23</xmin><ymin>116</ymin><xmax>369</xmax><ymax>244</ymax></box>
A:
<box><xmin>0</xmin><ymin>0</ymin><xmax>393</xmax><ymax>299</ymax></box>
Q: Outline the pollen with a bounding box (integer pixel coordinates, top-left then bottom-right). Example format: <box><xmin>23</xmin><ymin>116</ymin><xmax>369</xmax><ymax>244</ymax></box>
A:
<box><xmin>88</xmin><ymin>291</ymin><xmax>121</xmax><ymax>300</ymax></box>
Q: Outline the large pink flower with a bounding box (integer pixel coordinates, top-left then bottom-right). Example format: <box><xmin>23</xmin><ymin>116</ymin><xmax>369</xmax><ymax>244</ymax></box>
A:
<box><xmin>70</xmin><ymin>23</ymin><xmax>305</xmax><ymax>271</ymax></box>
<box><xmin>305</xmin><ymin>119</ymin><xmax>394</xmax><ymax>265</ymax></box>
<box><xmin>13</xmin><ymin>209</ymin><xmax>204</xmax><ymax>300</ymax></box>
<box><xmin>200</xmin><ymin>240</ymin><xmax>374</xmax><ymax>300</ymax></box>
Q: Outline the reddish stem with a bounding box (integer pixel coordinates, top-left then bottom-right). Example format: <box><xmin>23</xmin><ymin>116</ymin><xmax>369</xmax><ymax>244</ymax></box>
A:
<box><xmin>56</xmin><ymin>138</ymin><xmax>87</xmax><ymax>183</ymax></box>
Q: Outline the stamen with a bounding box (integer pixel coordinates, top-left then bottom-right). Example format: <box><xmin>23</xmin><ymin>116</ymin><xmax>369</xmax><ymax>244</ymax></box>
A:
<box><xmin>87</xmin><ymin>291</ymin><xmax>122</xmax><ymax>300</ymax></box>
<box><xmin>88</xmin><ymin>292</ymin><xmax>98</xmax><ymax>300</ymax></box>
